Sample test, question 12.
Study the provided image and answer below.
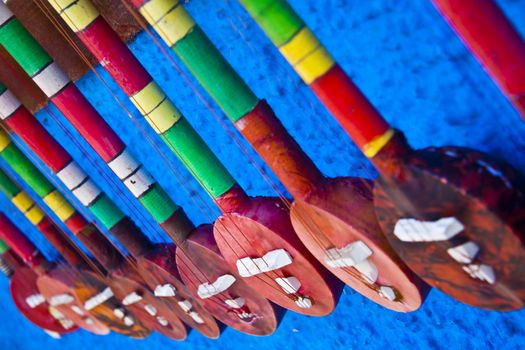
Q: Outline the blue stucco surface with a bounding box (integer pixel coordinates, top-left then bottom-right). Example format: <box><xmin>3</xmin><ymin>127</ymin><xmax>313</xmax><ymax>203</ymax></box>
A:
<box><xmin>0</xmin><ymin>0</ymin><xmax>524</xmax><ymax>348</ymax></box>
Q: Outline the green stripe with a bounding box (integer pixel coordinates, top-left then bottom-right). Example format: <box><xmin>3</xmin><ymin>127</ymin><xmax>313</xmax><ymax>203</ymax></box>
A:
<box><xmin>88</xmin><ymin>194</ymin><xmax>125</xmax><ymax>230</ymax></box>
<box><xmin>0</xmin><ymin>19</ymin><xmax>53</xmax><ymax>77</ymax></box>
<box><xmin>162</xmin><ymin>118</ymin><xmax>236</xmax><ymax>198</ymax></box>
<box><xmin>173</xmin><ymin>26</ymin><xmax>258</xmax><ymax>122</ymax></box>
<box><xmin>0</xmin><ymin>83</ymin><xmax>6</xmax><ymax>95</ymax></box>
<box><xmin>0</xmin><ymin>170</ymin><xmax>21</xmax><ymax>199</ymax></box>
<box><xmin>239</xmin><ymin>0</ymin><xmax>304</xmax><ymax>46</ymax></box>
<box><xmin>0</xmin><ymin>239</ymin><xmax>9</xmax><ymax>254</ymax></box>
<box><xmin>0</xmin><ymin>144</ymin><xmax>54</xmax><ymax>198</ymax></box>
<box><xmin>138</xmin><ymin>184</ymin><xmax>178</xmax><ymax>223</ymax></box>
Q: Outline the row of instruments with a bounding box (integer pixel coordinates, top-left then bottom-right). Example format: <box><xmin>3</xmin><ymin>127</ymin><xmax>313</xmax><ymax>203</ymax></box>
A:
<box><xmin>0</xmin><ymin>0</ymin><xmax>523</xmax><ymax>340</ymax></box>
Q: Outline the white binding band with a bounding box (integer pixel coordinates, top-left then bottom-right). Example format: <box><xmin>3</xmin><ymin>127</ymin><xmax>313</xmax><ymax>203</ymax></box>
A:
<box><xmin>197</xmin><ymin>274</ymin><xmax>236</xmax><ymax>299</ymax></box>
<box><xmin>236</xmin><ymin>248</ymin><xmax>293</xmax><ymax>277</ymax></box>
<box><xmin>72</xmin><ymin>179</ymin><xmax>102</xmax><ymax>206</ymax></box>
<box><xmin>108</xmin><ymin>149</ymin><xmax>140</xmax><ymax>180</ymax></box>
<box><xmin>0</xmin><ymin>3</ymin><xmax>14</xmax><ymax>26</ymax></box>
<box><xmin>32</xmin><ymin>62</ymin><xmax>70</xmax><ymax>98</ymax></box>
<box><xmin>122</xmin><ymin>167</ymin><xmax>155</xmax><ymax>198</ymax></box>
<box><xmin>57</xmin><ymin>161</ymin><xmax>88</xmax><ymax>191</ymax></box>
<box><xmin>0</xmin><ymin>89</ymin><xmax>21</xmax><ymax>119</ymax></box>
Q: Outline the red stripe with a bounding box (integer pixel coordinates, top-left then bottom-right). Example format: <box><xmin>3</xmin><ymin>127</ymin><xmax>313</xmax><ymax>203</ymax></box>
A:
<box><xmin>5</xmin><ymin>106</ymin><xmax>71</xmax><ymax>172</ymax></box>
<box><xmin>63</xmin><ymin>212</ymin><xmax>89</xmax><ymax>236</ymax></box>
<box><xmin>309</xmin><ymin>64</ymin><xmax>390</xmax><ymax>152</ymax></box>
<box><xmin>433</xmin><ymin>0</ymin><xmax>525</xmax><ymax>98</ymax></box>
<box><xmin>52</xmin><ymin>84</ymin><xmax>125</xmax><ymax>162</ymax></box>
<box><xmin>78</xmin><ymin>17</ymin><xmax>152</xmax><ymax>96</ymax></box>
<box><xmin>129</xmin><ymin>0</ymin><xmax>148</xmax><ymax>7</ymax></box>
<box><xmin>0</xmin><ymin>214</ymin><xmax>45</xmax><ymax>268</ymax></box>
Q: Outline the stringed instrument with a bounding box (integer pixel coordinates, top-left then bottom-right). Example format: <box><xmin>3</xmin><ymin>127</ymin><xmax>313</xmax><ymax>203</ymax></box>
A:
<box><xmin>0</xmin><ymin>129</ymin><xmax>152</xmax><ymax>336</ymax></box>
<box><xmin>130</xmin><ymin>0</ymin><xmax>428</xmax><ymax>312</ymax></box>
<box><xmin>431</xmin><ymin>0</ymin><xmax>525</xmax><ymax>118</ymax></box>
<box><xmin>41</xmin><ymin>0</ymin><xmax>342</xmax><ymax>317</ymax></box>
<box><xmin>0</xmin><ymin>239</ymin><xmax>78</xmax><ymax>335</ymax></box>
<box><xmin>0</xmin><ymin>8</ymin><xmax>278</xmax><ymax>335</ymax></box>
<box><xmin>239</xmin><ymin>0</ymin><xmax>525</xmax><ymax>311</ymax></box>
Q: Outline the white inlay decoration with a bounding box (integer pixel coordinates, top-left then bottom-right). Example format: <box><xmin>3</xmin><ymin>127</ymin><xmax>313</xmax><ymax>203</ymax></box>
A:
<box><xmin>447</xmin><ymin>241</ymin><xmax>480</xmax><ymax>264</ymax></box>
<box><xmin>123</xmin><ymin>315</ymin><xmax>135</xmax><ymax>326</ymax></box>
<box><xmin>225</xmin><ymin>297</ymin><xmax>245</xmax><ymax>309</ymax></box>
<box><xmin>189</xmin><ymin>311</ymin><xmax>204</xmax><ymax>324</ymax></box>
<box><xmin>463</xmin><ymin>264</ymin><xmax>496</xmax><ymax>285</ymax></box>
<box><xmin>32</xmin><ymin>62</ymin><xmax>70</xmax><ymax>97</ymax></box>
<box><xmin>123</xmin><ymin>167</ymin><xmax>155</xmax><ymax>198</ymax></box>
<box><xmin>157</xmin><ymin>316</ymin><xmax>168</xmax><ymax>327</ymax></box>
<box><xmin>236</xmin><ymin>248</ymin><xmax>293</xmax><ymax>277</ymax></box>
<box><xmin>144</xmin><ymin>304</ymin><xmax>157</xmax><ymax>316</ymax></box>
<box><xmin>44</xmin><ymin>330</ymin><xmax>62</xmax><ymax>339</ymax></box>
<box><xmin>70</xmin><ymin>305</ymin><xmax>85</xmax><ymax>316</ymax></box>
<box><xmin>122</xmin><ymin>291</ymin><xmax>143</xmax><ymax>306</ymax></box>
<box><xmin>295</xmin><ymin>297</ymin><xmax>312</xmax><ymax>309</ymax></box>
<box><xmin>354</xmin><ymin>259</ymin><xmax>379</xmax><ymax>284</ymax></box>
<box><xmin>394</xmin><ymin>217</ymin><xmax>464</xmax><ymax>242</ymax></box>
<box><xmin>25</xmin><ymin>294</ymin><xmax>45</xmax><ymax>308</ymax></box>
<box><xmin>72</xmin><ymin>179</ymin><xmax>102</xmax><ymax>206</ymax></box>
<box><xmin>84</xmin><ymin>287</ymin><xmax>114</xmax><ymax>310</ymax></box>
<box><xmin>275</xmin><ymin>276</ymin><xmax>301</xmax><ymax>294</ymax></box>
<box><xmin>49</xmin><ymin>293</ymin><xmax>75</xmax><ymax>306</ymax></box>
<box><xmin>108</xmin><ymin>149</ymin><xmax>140</xmax><ymax>179</ymax></box>
<box><xmin>177</xmin><ymin>300</ymin><xmax>192</xmax><ymax>313</ymax></box>
<box><xmin>0</xmin><ymin>3</ymin><xmax>14</xmax><ymax>26</ymax></box>
<box><xmin>48</xmin><ymin>306</ymin><xmax>65</xmax><ymax>319</ymax></box>
<box><xmin>85</xmin><ymin>318</ymin><xmax>95</xmax><ymax>325</ymax></box>
<box><xmin>325</xmin><ymin>241</ymin><xmax>372</xmax><ymax>268</ymax></box>
<box><xmin>197</xmin><ymin>274</ymin><xmax>236</xmax><ymax>299</ymax></box>
<box><xmin>0</xmin><ymin>89</ymin><xmax>21</xmax><ymax>119</ymax></box>
<box><xmin>378</xmin><ymin>286</ymin><xmax>396</xmax><ymax>301</ymax></box>
<box><xmin>113</xmin><ymin>307</ymin><xmax>126</xmax><ymax>319</ymax></box>
<box><xmin>154</xmin><ymin>283</ymin><xmax>177</xmax><ymax>297</ymax></box>
<box><xmin>57</xmin><ymin>161</ymin><xmax>88</xmax><ymax>190</ymax></box>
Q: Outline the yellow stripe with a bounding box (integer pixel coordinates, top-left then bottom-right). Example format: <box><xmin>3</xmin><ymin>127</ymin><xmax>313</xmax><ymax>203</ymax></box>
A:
<box><xmin>25</xmin><ymin>206</ymin><xmax>45</xmax><ymax>225</ymax></box>
<box><xmin>50</xmin><ymin>0</ymin><xmax>99</xmax><ymax>32</ymax></box>
<box><xmin>43</xmin><ymin>190</ymin><xmax>75</xmax><ymax>222</ymax></box>
<box><xmin>11</xmin><ymin>191</ymin><xmax>34</xmax><ymax>212</ymax></box>
<box><xmin>279</xmin><ymin>27</ymin><xmax>334</xmax><ymax>84</ymax></box>
<box><xmin>363</xmin><ymin>129</ymin><xmax>395</xmax><ymax>158</ymax></box>
<box><xmin>0</xmin><ymin>129</ymin><xmax>12</xmax><ymax>152</ymax></box>
<box><xmin>131</xmin><ymin>82</ymin><xmax>181</xmax><ymax>133</ymax></box>
<box><xmin>148</xmin><ymin>4</ymin><xmax>195</xmax><ymax>47</ymax></box>
<box><xmin>140</xmin><ymin>0</ymin><xmax>179</xmax><ymax>23</ymax></box>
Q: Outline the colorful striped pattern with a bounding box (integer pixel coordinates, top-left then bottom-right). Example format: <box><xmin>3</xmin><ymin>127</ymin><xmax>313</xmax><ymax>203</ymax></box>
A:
<box><xmin>132</xmin><ymin>0</ymin><xmax>326</xmax><ymax>198</ymax></box>
<box><xmin>45</xmin><ymin>0</ymin><xmax>236</xmax><ymax>198</ymax></box>
<box><xmin>239</xmin><ymin>0</ymin><xmax>393</xmax><ymax>158</ymax></box>
<box><xmin>0</xmin><ymin>239</ymin><xmax>8</xmax><ymax>255</ymax></box>
<box><xmin>0</xmin><ymin>9</ymin><xmax>191</xmax><ymax>238</ymax></box>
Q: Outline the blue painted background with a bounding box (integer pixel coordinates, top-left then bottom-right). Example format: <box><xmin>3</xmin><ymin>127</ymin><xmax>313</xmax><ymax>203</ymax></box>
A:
<box><xmin>0</xmin><ymin>0</ymin><xmax>524</xmax><ymax>348</ymax></box>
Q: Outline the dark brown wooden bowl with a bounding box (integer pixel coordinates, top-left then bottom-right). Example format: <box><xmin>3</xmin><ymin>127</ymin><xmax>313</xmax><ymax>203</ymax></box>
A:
<box><xmin>374</xmin><ymin>143</ymin><xmax>525</xmax><ymax>311</ymax></box>
<box><xmin>177</xmin><ymin>224</ymin><xmax>281</xmax><ymax>336</ymax></box>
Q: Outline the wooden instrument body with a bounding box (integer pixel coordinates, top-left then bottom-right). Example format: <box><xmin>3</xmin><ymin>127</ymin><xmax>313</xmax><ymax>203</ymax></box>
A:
<box><xmin>215</xmin><ymin>192</ymin><xmax>342</xmax><ymax>316</ymax></box>
<box><xmin>129</xmin><ymin>243</ymin><xmax>221</xmax><ymax>339</ymax></box>
<box><xmin>110</xmin><ymin>261</ymin><xmax>188</xmax><ymax>340</ymax></box>
<box><xmin>176</xmin><ymin>225</ymin><xmax>281</xmax><ymax>336</ymax></box>
<box><xmin>373</xmin><ymin>133</ymin><xmax>525</xmax><ymax>311</ymax></box>
<box><xmin>10</xmin><ymin>265</ymin><xmax>78</xmax><ymax>334</ymax></box>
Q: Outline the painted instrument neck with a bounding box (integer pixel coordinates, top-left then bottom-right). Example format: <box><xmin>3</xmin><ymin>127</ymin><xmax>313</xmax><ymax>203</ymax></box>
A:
<box><xmin>236</xmin><ymin>100</ymin><xmax>324</xmax><ymax>198</ymax></box>
<box><xmin>75</xmin><ymin>224</ymin><xmax>124</xmax><ymax>272</ymax></box>
<box><xmin>369</xmin><ymin>130</ymin><xmax>413</xmax><ymax>179</ymax></box>
<box><xmin>0</xmin><ymin>214</ymin><xmax>48</xmax><ymax>274</ymax></box>
<box><xmin>109</xmin><ymin>217</ymin><xmax>155</xmax><ymax>257</ymax></box>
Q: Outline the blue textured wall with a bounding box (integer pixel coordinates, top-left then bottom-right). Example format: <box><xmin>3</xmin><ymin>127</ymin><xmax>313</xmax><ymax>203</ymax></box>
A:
<box><xmin>0</xmin><ymin>0</ymin><xmax>524</xmax><ymax>348</ymax></box>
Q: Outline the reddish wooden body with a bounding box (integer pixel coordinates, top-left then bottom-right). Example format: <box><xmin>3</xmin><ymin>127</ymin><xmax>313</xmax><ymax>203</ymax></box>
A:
<box><xmin>10</xmin><ymin>264</ymin><xmax>78</xmax><ymax>334</ymax></box>
<box><xmin>373</xmin><ymin>133</ymin><xmax>525</xmax><ymax>311</ymax></box>
<box><xmin>175</xmin><ymin>225</ymin><xmax>280</xmax><ymax>336</ymax></box>
<box><xmin>110</xmin><ymin>263</ymin><xmax>188</xmax><ymax>340</ymax></box>
<box><xmin>432</xmin><ymin>0</ymin><xmax>525</xmax><ymax>118</ymax></box>
<box><xmin>236</xmin><ymin>101</ymin><xmax>425</xmax><ymax>311</ymax></box>
<box><xmin>215</xmin><ymin>190</ymin><xmax>342</xmax><ymax>316</ymax></box>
